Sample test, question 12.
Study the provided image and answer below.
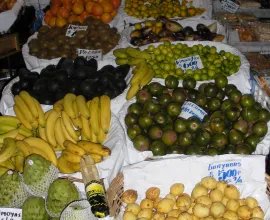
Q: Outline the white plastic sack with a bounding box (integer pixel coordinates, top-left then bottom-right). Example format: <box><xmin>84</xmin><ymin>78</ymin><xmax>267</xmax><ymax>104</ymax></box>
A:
<box><xmin>116</xmin><ymin>155</ymin><xmax>270</xmax><ymax>219</ymax></box>
<box><xmin>120</xmin><ymin>18</ymin><xmax>228</xmax><ymax>46</ymax></box>
<box><xmin>0</xmin><ymin>0</ymin><xmax>24</xmax><ymax>33</ymax></box>
<box><xmin>118</xmin><ymin>0</ymin><xmax>213</xmax><ymax>28</ymax></box>
<box><xmin>25</xmin><ymin>0</ymin><xmax>49</xmax><ymax>9</ymax></box>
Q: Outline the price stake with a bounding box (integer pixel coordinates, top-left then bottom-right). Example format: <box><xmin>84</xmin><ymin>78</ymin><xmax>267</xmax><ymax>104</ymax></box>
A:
<box><xmin>0</xmin><ymin>208</ymin><xmax>22</xmax><ymax>220</ymax></box>
<box><xmin>175</xmin><ymin>55</ymin><xmax>203</xmax><ymax>72</ymax></box>
<box><xmin>76</xmin><ymin>49</ymin><xmax>103</xmax><ymax>61</ymax></box>
<box><xmin>221</xmin><ymin>0</ymin><xmax>239</xmax><ymax>13</ymax></box>
<box><xmin>66</xmin><ymin>24</ymin><xmax>88</xmax><ymax>37</ymax></box>
<box><xmin>180</xmin><ymin>101</ymin><xmax>207</xmax><ymax>121</ymax></box>
<box><xmin>208</xmin><ymin>160</ymin><xmax>242</xmax><ymax>184</ymax></box>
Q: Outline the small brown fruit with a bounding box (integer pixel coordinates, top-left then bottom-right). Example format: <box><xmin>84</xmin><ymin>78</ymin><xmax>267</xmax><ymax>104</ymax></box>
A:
<box><xmin>146</xmin><ymin>187</ymin><xmax>160</xmax><ymax>200</ymax></box>
<box><xmin>122</xmin><ymin>189</ymin><xmax>138</xmax><ymax>204</ymax></box>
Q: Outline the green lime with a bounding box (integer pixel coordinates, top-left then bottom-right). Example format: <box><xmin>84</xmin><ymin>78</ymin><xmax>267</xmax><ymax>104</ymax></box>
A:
<box><xmin>186</xmin><ymin>69</ymin><xmax>193</xmax><ymax>75</ymax></box>
<box><xmin>215</xmin><ymin>75</ymin><xmax>228</xmax><ymax>88</ymax></box>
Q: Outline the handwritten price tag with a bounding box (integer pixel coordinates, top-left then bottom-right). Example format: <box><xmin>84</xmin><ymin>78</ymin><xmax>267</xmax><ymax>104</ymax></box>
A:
<box><xmin>0</xmin><ymin>208</ymin><xmax>22</xmax><ymax>220</ymax></box>
<box><xmin>175</xmin><ymin>55</ymin><xmax>203</xmax><ymax>72</ymax></box>
<box><xmin>180</xmin><ymin>101</ymin><xmax>207</xmax><ymax>121</ymax></box>
<box><xmin>66</xmin><ymin>25</ymin><xmax>88</xmax><ymax>37</ymax></box>
<box><xmin>221</xmin><ymin>0</ymin><xmax>239</xmax><ymax>13</ymax></box>
<box><xmin>208</xmin><ymin>160</ymin><xmax>242</xmax><ymax>184</ymax></box>
<box><xmin>76</xmin><ymin>49</ymin><xmax>103</xmax><ymax>61</ymax></box>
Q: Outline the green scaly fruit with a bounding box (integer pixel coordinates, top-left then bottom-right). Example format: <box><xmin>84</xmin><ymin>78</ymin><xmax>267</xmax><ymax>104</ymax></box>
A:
<box><xmin>22</xmin><ymin>196</ymin><xmax>49</xmax><ymax>220</ymax></box>
<box><xmin>46</xmin><ymin>179</ymin><xmax>79</xmax><ymax>217</ymax></box>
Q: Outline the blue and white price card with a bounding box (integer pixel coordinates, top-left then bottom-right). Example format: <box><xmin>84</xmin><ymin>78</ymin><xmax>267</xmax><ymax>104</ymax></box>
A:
<box><xmin>0</xmin><ymin>208</ymin><xmax>22</xmax><ymax>220</ymax></box>
<box><xmin>66</xmin><ymin>24</ymin><xmax>88</xmax><ymax>37</ymax></box>
<box><xmin>175</xmin><ymin>55</ymin><xmax>203</xmax><ymax>72</ymax></box>
<box><xmin>221</xmin><ymin>0</ymin><xmax>239</xmax><ymax>13</ymax></box>
<box><xmin>208</xmin><ymin>160</ymin><xmax>242</xmax><ymax>184</ymax></box>
<box><xmin>76</xmin><ymin>49</ymin><xmax>103</xmax><ymax>61</ymax></box>
<box><xmin>180</xmin><ymin>101</ymin><xmax>207</xmax><ymax>121</ymax></box>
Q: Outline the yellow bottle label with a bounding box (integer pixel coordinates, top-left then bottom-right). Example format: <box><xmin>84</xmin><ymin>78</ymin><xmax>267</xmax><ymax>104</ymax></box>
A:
<box><xmin>86</xmin><ymin>182</ymin><xmax>105</xmax><ymax>197</ymax></box>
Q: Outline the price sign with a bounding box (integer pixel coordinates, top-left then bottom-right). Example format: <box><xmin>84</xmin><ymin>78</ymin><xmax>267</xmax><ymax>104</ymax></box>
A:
<box><xmin>221</xmin><ymin>0</ymin><xmax>239</xmax><ymax>13</ymax></box>
<box><xmin>180</xmin><ymin>101</ymin><xmax>207</xmax><ymax>121</ymax></box>
<box><xmin>66</xmin><ymin>25</ymin><xmax>88</xmax><ymax>37</ymax></box>
<box><xmin>76</xmin><ymin>49</ymin><xmax>103</xmax><ymax>61</ymax></box>
<box><xmin>0</xmin><ymin>208</ymin><xmax>22</xmax><ymax>220</ymax></box>
<box><xmin>208</xmin><ymin>160</ymin><xmax>242</xmax><ymax>184</ymax></box>
<box><xmin>175</xmin><ymin>55</ymin><xmax>203</xmax><ymax>72</ymax></box>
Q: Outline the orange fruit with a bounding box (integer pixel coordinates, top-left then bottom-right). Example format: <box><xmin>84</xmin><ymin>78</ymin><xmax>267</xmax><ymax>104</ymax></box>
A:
<box><xmin>51</xmin><ymin>0</ymin><xmax>61</xmax><ymax>6</ymax></box>
<box><xmin>72</xmin><ymin>2</ymin><xmax>84</xmax><ymax>14</ymax></box>
<box><xmin>92</xmin><ymin>2</ymin><xmax>103</xmax><ymax>16</ymax></box>
<box><xmin>101</xmin><ymin>1</ymin><xmax>113</xmax><ymax>13</ymax></box>
<box><xmin>63</xmin><ymin>2</ymin><xmax>72</xmax><ymax>11</ymax></box>
<box><xmin>111</xmin><ymin>8</ymin><xmax>117</xmax><ymax>17</ymax></box>
<box><xmin>56</xmin><ymin>17</ymin><xmax>67</xmax><ymax>27</ymax></box>
<box><xmin>187</xmin><ymin>8</ymin><xmax>195</xmax><ymax>16</ymax></box>
<box><xmin>180</xmin><ymin>10</ymin><xmax>187</xmax><ymax>17</ymax></box>
<box><xmin>49</xmin><ymin>16</ymin><xmax>57</xmax><ymax>27</ymax></box>
<box><xmin>51</xmin><ymin>5</ymin><xmax>60</xmax><ymax>16</ymax></box>
<box><xmin>85</xmin><ymin>1</ymin><xmax>94</xmax><ymax>13</ymax></box>
<box><xmin>80</xmin><ymin>11</ymin><xmax>90</xmax><ymax>19</ymax></box>
<box><xmin>57</xmin><ymin>7</ymin><xmax>69</xmax><ymax>18</ymax></box>
<box><xmin>44</xmin><ymin>10</ymin><xmax>52</xmax><ymax>24</ymax></box>
<box><xmin>101</xmin><ymin>12</ymin><xmax>112</xmax><ymax>23</ymax></box>
<box><xmin>110</xmin><ymin>0</ymin><xmax>120</xmax><ymax>9</ymax></box>
<box><xmin>62</xmin><ymin>0</ymin><xmax>72</xmax><ymax>4</ymax></box>
<box><xmin>68</xmin><ymin>14</ymin><xmax>76</xmax><ymax>23</ymax></box>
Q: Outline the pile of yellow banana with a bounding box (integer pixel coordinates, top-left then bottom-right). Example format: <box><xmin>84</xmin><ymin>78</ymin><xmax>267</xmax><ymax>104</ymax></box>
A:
<box><xmin>0</xmin><ymin>137</ymin><xmax>57</xmax><ymax>175</ymax></box>
<box><xmin>114</xmin><ymin>47</ymin><xmax>151</xmax><ymax>66</ymax></box>
<box><xmin>126</xmin><ymin>60</ymin><xmax>154</xmax><ymax>100</ymax></box>
<box><xmin>58</xmin><ymin>140</ymin><xmax>111</xmax><ymax>174</ymax></box>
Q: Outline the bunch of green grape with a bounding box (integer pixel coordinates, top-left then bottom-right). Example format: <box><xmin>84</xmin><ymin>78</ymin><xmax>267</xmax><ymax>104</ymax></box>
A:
<box><xmin>144</xmin><ymin>41</ymin><xmax>241</xmax><ymax>81</ymax></box>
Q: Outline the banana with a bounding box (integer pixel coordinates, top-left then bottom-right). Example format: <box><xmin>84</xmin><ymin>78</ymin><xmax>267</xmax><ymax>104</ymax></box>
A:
<box><xmin>0</xmin><ymin>166</ymin><xmax>9</xmax><ymax>177</ymax></box>
<box><xmin>23</xmin><ymin>137</ymin><xmax>57</xmax><ymax>166</ymax></box>
<box><xmin>38</xmin><ymin>126</ymin><xmax>47</xmax><ymax>141</ymax></box>
<box><xmin>64</xmin><ymin>140</ymin><xmax>85</xmax><ymax>156</ymax></box>
<box><xmin>15</xmin><ymin>140</ymin><xmax>32</xmax><ymax>157</ymax></box>
<box><xmin>81</xmin><ymin>115</ymin><xmax>91</xmax><ymax>140</ymax></box>
<box><xmin>77</xmin><ymin>141</ymin><xmax>111</xmax><ymax>156</ymax></box>
<box><xmin>130</xmin><ymin>61</ymin><xmax>148</xmax><ymax>85</ymax></box>
<box><xmin>89</xmin><ymin>153</ymin><xmax>103</xmax><ymax>163</ymax></box>
<box><xmin>90</xmin><ymin>97</ymin><xmax>100</xmax><ymax>136</ymax></box>
<box><xmin>44</xmin><ymin>109</ymin><xmax>53</xmax><ymax>119</ymax></box>
<box><xmin>54</xmin><ymin>118</ymin><xmax>66</xmax><ymax>150</ymax></box>
<box><xmin>97</xmin><ymin>126</ymin><xmax>107</xmax><ymax>144</ymax></box>
<box><xmin>0</xmin><ymin>129</ymin><xmax>19</xmax><ymax>144</ymax></box>
<box><xmin>0</xmin><ymin>116</ymin><xmax>20</xmax><ymax>127</ymax></box>
<box><xmin>52</xmin><ymin>145</ymin><xmax>63</xmax><ymax>152</ymax></box>
<box><xmin>81</xmin><ymin>130</ymin><xmax>88</xmax><ymax>141</ymax></box>
<box><xmin>18</xmin><ymin>125</ymin><xmax>32</xmax><ymax>137</ymax></box>
<box><xmin>19</xmin><ymin>91</ymin><xmax>39</xmax><ymax>119</ymax></box>
<box><xmin>31</xmin><ymin>120</ymin><xmax>39</xmax><ymax>130</ymax></box>
<box><xmin>15</xmin><ymin>133</ymin><xmax>26</xmax><ymax>141</ymax></box>
<box><xmin>75</xmin><ymin>130</ymin><xmax>81</xmax><ymax>136</ymax></box>
<box><xmin>86</xmin><ymin>100</ymin><xmax>91</xmax><ymax>109</ymax></box>
<box><xmin>0</xmin><ymin>138</ymin><xmax>17</xmax><ymax>163</ymax></box>
<box><xmin>61</xmin><ymin>111</ymin><xmax>79</xmax><ymax>141</ymax></box>
<box><xmin>140</xmin><ymin>68</ymin><xmax>154</xmax><ymax>87</ymax></box>
<box><xmin>68</xmin><ymin>162</ymin><xmax>80</xmax><ymax>172</ymax></box>
<box><xmin>15</xmin><ymin>155</ymin><xmax>24</xmax><ymax>172</ymax></box>
<box><xmin>57</xmin><ymin>156</ymin><xmax>75</xmax><ymax>174</ymax></box>
<box><xmin>113</xmin><ymin>48</ymin><xmax>127</xmax><ymax>58</ymax></box>
<box><xmin>90</xmin><ymin>129</ymin><xmax>98</xmax><ymax>143</ymax></box>
<box><xmin>32</xmin><ymin>147</ymin><xmax>48</xmax><ymax>160</ymax></box>
<box><xmin>115</xmin><ymin>58</ymin><xmax>129</xmax><ymax>65</ymax></box>
<box><xmin>14</xmin><ymin>95</ymin><xmax>34</xmax><ymax>122</ymax></box>
<box><xmin>62</xmin><ymin>150</ymin><xmax>82</xmax><ymax>163</ymax></box>
<box><xmin>45</xmin><ymin>110</ymin><xmax>61</xmax><ymax>147</ymax></box>
<box><xmin>0</xmin><ymin>160</ymin><xmax>15</xmax><ymax>170</ymax></box>
<box><xmin>71</xmin><ymin>101</ymin><xmax>82</xmax><ymax>129</ymax></box>
<box><xmin>60</xmin><ymin>118</ymin><xmax>76</xmax><ymax>144</ymax></box>
<box><xmin>100</xmin><ymin>95</ymin><xmax>111</xmax><ymax>134</ymax></box>
<box><xmin>76</xmin><ymin>95</ymin><xmax>90</xmax><ymax>119</ymax></box>
<box><xmin>0</xmin><ymin>124</ymin><xmax>17</xmax><ymax>134</ymax></box>
<box><xmin>63</xmin><ymin>93</ymin><xmax>77</xmax><ymax>119</ymax></box>
<box><xmin>53</xmin><ymin>99</ymin><xmax>64</xmax><ymax>112</ymax></box>
<box><xmin>13</xmin><ymin>104</ymin><xmax>33</xmax><ymax>130</ymax></box>
<box><xmin>126</xmin><ymin>47</ymin><xmax>151</xmax><ymax>60</ymax></box>
<box><xmin>32</xmin><ymin>98</ymin><xmax>46</xmax><ymax>128</ymax></box>
<box><xmin>128</xmin><ymin>58</ymin><xmax>145</xmax><ymax>66</ymax></box>
<box><xmin>126</xmin><ymin>84</ymin><xmax>140</xmax><ymax>100</ymax></box>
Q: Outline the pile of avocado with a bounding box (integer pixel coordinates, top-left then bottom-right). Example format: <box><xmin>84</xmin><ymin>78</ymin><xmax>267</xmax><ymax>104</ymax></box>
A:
<box><xmin>12</xmin><ymin>56</ymin><xmax>130</xmax><ymax>104</ymax></box>
<box><xmin>124</xmin><ymin>75</ymin><xmax>270</xmax><ymax>156</ymax></box>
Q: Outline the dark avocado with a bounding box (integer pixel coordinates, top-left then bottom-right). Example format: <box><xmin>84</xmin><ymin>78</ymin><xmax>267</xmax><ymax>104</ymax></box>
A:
<box><xmin>55</xmin><ymin>89</ymin><xmax>66</xmax><ymax>101</ymax></box>
<box><xmin>86</xmin><ymin>58</ymin><xmax>98</xmax><ymax>71</ymax></box>
<box><xmin>74</xmin><ymin>56</ymin><xmax>87</xmax><ymax>69</ymax></box>
<box><xmin>67</xmin><ymin>79</ymin><xmax>81</xmax><ymax>95</ymax></box>
<box><xmin>56</xmin><ymin>57</ymin><xmax>66</xmax><ymax>69</ymax></box>
<box><xmin>115</xmin><ymin>78</ymin><xmax>127</xmax><ymax>92</ymax></box>
<box><xmin>60</xmin><ymin>59</ymin><xmax>75</xmax><ymax>77</ymax></box>
<box><xmin>33</xmin><ymin>78</ymin><xmax>49</xmax><ymax>94</ymax></box>
<box><xmin>48</xmin><ymin>79</ymin><xmax>60</xmax><ymax>93</ymax></box>
<box><xmin>40</xmin><ymin>65</ymin><xmax>56</xmax><ymax>78</ymax></box>
<box><xmin>98</xmin><ymin>65</ymin><xmax>115</xmax><ymax>75</ymax></box>
<box><xmin>52</xmin><ymin>70</ymin><xmax>68</xmax><ymax>88</ymax></box>
<box><xmin>11</xmin><ymin>82</ymin><xmax>21</xmax><ymax>96</ymax></box>
<box><xmin>113</xmin><ymin>64</ymin><xmax>130</xmax><ymax>79</ymax></box>
<box><xmin>38</xmin><ymin>93</ymin><xmax>55</xmax><ymax>105</ymax></box>
<box><xmin>183</xmin><ymin>26</ymin><xmax>194</xmax><ymax>36</ymax></box>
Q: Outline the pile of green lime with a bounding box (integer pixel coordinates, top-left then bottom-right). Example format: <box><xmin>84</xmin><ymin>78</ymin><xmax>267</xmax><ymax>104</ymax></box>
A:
<box><xmin>124</xmin><ymin>75</ymin><xmax>270</xmax><ymax>156</ymax></box>
<box><xmin>143</xmin><ymin>41</ymin><xmax>241</xmax><ymax>81</ymax></box>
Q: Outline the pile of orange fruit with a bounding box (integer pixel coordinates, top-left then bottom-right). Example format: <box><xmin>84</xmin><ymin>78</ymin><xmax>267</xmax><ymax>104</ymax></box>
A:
<box><xmin>124</xmin><ymin>0</ymin><xmax>205</xmax><ymax>19</ymax></box>
<box><xmin>44</xmin><ymin>0</ymin><xmax>120</xmax><ymax>27</ymax></box>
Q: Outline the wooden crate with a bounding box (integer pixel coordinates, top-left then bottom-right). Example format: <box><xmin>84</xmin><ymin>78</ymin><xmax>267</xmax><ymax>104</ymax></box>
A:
<box><xmin>0</xmin><ymin>33</ymin><xmax>20</xmax><ymax>59</ymax></box>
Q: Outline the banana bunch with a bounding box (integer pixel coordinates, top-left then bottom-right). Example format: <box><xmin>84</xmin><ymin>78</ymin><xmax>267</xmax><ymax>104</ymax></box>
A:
<box><xmin>13</xmin><ymin>91</ymin><xmax>46</xmax><ymax>133</ymax></box>
<box><xmin>126</xmin><ymin>60</ymin><xmax>154</xmax><ymax>100</ymax></box>
<box><xmin>0</xmin><ymin>116</ymin><xmax>33</xmax><ymax>143</ymax></box>
<box><xmin>0</xmin><ymin>137</ymin><xmax>58</xmax><ymax>176</ymax></box>
<box><xmin>57</xmin><ymin>140</ymin><xmax>111</xmax><ymax>174</ymax></box>
<box><xmin>114</xmin><ymin>47</ymin><xmax>151</xmax><ymax>66</ymax></box>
